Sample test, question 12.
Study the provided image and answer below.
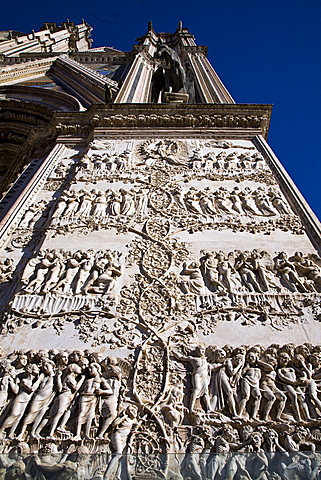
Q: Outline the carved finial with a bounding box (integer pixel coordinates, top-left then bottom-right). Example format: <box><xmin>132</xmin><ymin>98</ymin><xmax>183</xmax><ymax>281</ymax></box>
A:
<box><xmin>148</xmin><ymin>20</ymin><xmax>153</xmax><ymax>31</ymax></box>
<box><xmin>178</xmin><ymin>21</ymin><xmax>183</xmax><ymax>31</ymax></box>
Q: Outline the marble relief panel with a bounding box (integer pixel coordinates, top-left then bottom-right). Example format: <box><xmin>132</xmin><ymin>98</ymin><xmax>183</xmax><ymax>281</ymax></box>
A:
<box><xmin>0</xmin><ymin>137</ymin><xmax>320</xmax><ymax>352</ymax></box>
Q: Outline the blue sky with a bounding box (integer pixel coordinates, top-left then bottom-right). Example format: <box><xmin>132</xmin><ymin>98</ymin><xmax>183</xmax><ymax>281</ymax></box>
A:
<box><xmin>2</xmin><ymin>0</ymin><xmax>321</xmax><ymax>221</ymax></box>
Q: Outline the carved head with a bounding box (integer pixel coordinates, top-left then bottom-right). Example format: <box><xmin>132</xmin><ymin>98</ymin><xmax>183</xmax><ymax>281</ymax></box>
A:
<box><xmin>213</xmin><ymin>348</ymin><xmax>226</xmax><ymax>363</ymax></box>
<box><xmin>246</xmin><ymin>351</ymin><xmax>258</xmax><ymax>365</ymax></box>
<box><xmin>126</xmin><ymin>404</ymin><xmax>138</xmax><ymax>419</ymax></box>
<box><xmin>16</xmin><ymin>353</ymin><xmax>28</xmax><ymax>368</ymax></box>
<box><xmin>278</xmin><ymin>352</ymin><xmax>290</xmax><ymax>367</ymax></box>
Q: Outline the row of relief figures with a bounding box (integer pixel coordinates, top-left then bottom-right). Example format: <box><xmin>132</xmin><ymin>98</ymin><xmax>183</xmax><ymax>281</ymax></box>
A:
<box><xmin>1</xmin><ymin>344</ymin><xmax>321</xmax><ymax>452</ymax></box>
<box><xmin>16</xmin><ymin>184</ymin><xmax>303</xmax><ymax>239</ymax></box>
<box><xmin>10</xmin><ymin>248</ymin><xmax>321</xmax><ymax>298</ymax></box>
<box><xmin>46</xmin><ymin>138</ymin><xmax>276</xmax><ymax>188</ymax></box>
<box><xmin>2</xmin><ymin>247</ymin><xmax>321</xmax><ymax>343</ymax></box>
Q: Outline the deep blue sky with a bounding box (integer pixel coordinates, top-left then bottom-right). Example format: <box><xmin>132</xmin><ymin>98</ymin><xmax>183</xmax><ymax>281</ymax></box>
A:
<box><xmin>2</xmin><ymin>0</ymin><xmax>321</xmax><ymax>221</ymax></box>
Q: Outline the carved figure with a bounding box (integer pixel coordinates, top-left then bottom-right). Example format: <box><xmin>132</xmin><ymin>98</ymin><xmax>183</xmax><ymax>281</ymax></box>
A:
<box><xmin>17</xmin><ymin>360</ymin><xmax>55</xmax><ymax>439</ymax></box>
<box><xmin>0</xmin><ymin>363</ymin><xmax>18</xmax><ymax>417</ymax></box>
<box><xmin>235</xmin><ymin>252</ymin><xmax>262</xmax><ymax>293</ymax></box>
<box><xmin>151</xmin><ymin>44</ymin><xmax>186</xmax><ymax>103</ymax></box>
<box><xmin>97</xmin><ymin>357</ymin><xmax>122</xmax><ymax>439</ymax></box>
<box><xmin>74</xmin><ymin>363</ymin><xmax>112</xmax><ymax>440</ymax></box>
<box><xmin>103</xmin><ymin>405</ymin><xmax>138</xmax><ymax>479</ymax></box>
<box><xmin>40</xmin><ymin>363</ymin><xmax>84</xmax><ymax>438</ymax></box>
<box><xmin>0</xmin><ymin>364</ymin><xmax>44</xmax><ymax>438</ymax></box>
<box><xmin>173</xmin><ymin>344</ymin><xmax>211</xmax><ymax>413</ymax></box>
<box><xmin>208</xmin><ymin>348</ymin><xmax>240</xmax><ymax>418</ymax></box>
<box><xmin>180</xmin><ymin>262</ymin><xmax>207</xmax><ymax>296</ymax></box>
<box><xmin>276</xmin><ymin>352</ymin><xmax>312</xmax><ymax>422</ymax></box>
<box><xmin>238</xmin><ymin>351</ymin><xmax>263</xmax><ymax>421</ymax></box>
<box><xmin>274</xmin><ymin>252</ymin><xmax>308</xmax><ymax>292</ymax></box>
<box><xmin>200</xmin><ymin>251</ymin><xmax>225</xmax><ymax>293</ymax></box>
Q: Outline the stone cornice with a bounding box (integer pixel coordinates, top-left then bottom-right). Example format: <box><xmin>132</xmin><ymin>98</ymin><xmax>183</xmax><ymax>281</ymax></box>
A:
<box><xmin>52</xmin><ymin>103</ymin><xmax>272</xmax><ymax>139</ymax></box>
<box><xmin>181</xmin><ymin>45</ymin><xmax>208</xmax><ymax>56</ymax></box>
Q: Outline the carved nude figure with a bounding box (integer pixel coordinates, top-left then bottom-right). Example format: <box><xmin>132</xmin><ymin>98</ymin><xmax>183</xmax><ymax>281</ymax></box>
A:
<box><xmin>276</xmin><ymin>352</ymin><xmax>312</xmax><ymax>422</ymax></box>
<box><xmin>0</xmin><ymin>362</ymin><xmax>18</xmax><ymax>417</ymax></box>
<box><xmin>216</xmin><ymin>251</ymin><xmax>234</xmax><ymax>293</ymax></box>
<box><xmin>260</xmin><ymin>354</ymin><xmax>286</xmax><ymax>422</ymax></box>
<box><xmin>238</xmin><ymin>351</ymin><xmax>262</xmax><ymax>421</ymax></box>
<box><xmin>98</xmin><ymin>357</ymin><xmax>122</xmax><ymax>439</ymax></box>
<box><xmin>173</xmin><ymin>344</ymin><xmax>211</xmax><ymax>413</ymax></box>
<box><xmin>235</xmin><ymin>251</ymin><xmax>262</xmax><ymax>293</ymax></box>
<box><xmin>103</xmin><ymin>404</ymin><xmax>138</xmax><ymax>479</ymax></box>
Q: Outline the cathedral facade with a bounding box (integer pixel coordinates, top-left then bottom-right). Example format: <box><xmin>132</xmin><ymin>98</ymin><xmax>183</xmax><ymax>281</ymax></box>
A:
<box><xmin>0</xmin><ymin>20</ymin><xmax>321</xmax><ymax>479</ymax></box>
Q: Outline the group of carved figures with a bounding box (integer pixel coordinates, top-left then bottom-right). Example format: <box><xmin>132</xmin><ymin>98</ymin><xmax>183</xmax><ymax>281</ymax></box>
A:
<box><xmin>77</xmin><ymin>145</ymin><xmax>267</xmax><ymax>178</ymax></box>
<box><xmin>47</xmin><ymin>184</ymin><xmax>290</xmax><ymax>224</ymax></box>
<box><xmin>171</xmin><ymin>185</ymin><xmax>290</xmax><ymax>217</ymax></box>
<box><xmin>169</xmin><ymin>343</ymin><xmax>321</xmax><ymax>426</ymax></box>
<box><xmin>181</xmin><ymin>250</ymin><xmax>321</xmax><ymax>295</ymax></box>
<box><xmin>50</xmin><ymin>187</ymin><xmax>150</xmax><ymax>220</ymax></box>
<box><xmin>179</xmin><ymin>424</ymin><xmax>321</xmax><ymax>480</ymax></box>
<box><xmin>189</xmin><ymin>149</ymin><xmax>268</xmax><ymax>173</ymax></box>
<box><xmin>77</xmin><ymin>148</ymin><xmax>132</xmax><ymax>175</ymax></box>
<box><xmin>0</xmin><ymin>348</ymin><xmax>134</xmax><ymax>470</ymax></box>
<box><xmin>20</xmin><ymin>249</ymin><xmax>122</xmax><ymax>296</ymax></box>
<box><xmin>1</xmin><ymin>345</ymin><xmax>321</xmax><ymax>442</ymax></box>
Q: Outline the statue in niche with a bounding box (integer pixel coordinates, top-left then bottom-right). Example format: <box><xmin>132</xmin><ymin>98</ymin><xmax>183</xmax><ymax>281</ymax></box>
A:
<box><xmin>172</xmin><ymin>344</ymin><xmax>212</xmax><ymax>414</ymax></box>
<box><xmin>151</xmin><ymin>44</ymin><xmax>187</xmax><ymax>103</ymax></box>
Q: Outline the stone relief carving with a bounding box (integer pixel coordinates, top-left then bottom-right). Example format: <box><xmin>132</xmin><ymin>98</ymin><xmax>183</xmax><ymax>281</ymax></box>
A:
<box><xmin>0</xmin><ymin>345</ymin><xmax>320</xmax><ymax>479</ymax></box>
<box><xmin>0</xmin><ymin>258</ymin><xmax>14</xmax><ymax>284</ymax></box>
<box><xmin>6</xmin><ymin>249</ymin><xmax>123</xmax><ymax>319</ymax></box>
<box><xmin>74</xmin><ymin>141</ymin><xmax>277</xmax><ymax>186</ymax></box>
<box><xmin>2</xmin><ymin>209</ymin><xmax>321</xmax><ymax>345</ymax></box>
<box><xmin>46</xmin><ymin>183</ymin><xmax>302</xmax><ymax>238</ymax></box>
